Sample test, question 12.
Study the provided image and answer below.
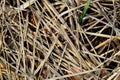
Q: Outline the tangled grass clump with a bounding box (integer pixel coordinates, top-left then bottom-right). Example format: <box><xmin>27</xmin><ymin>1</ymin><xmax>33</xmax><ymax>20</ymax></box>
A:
<box><xmin>0</xmin><ymin>0</ymin><xmax>120</xmax><ymax>80</ymax></box>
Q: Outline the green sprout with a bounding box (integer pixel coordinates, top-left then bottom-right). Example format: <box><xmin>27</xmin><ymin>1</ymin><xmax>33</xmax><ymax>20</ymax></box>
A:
<box><xmin>79</xmin><ymin>0</ymin><xmax>91</xmax><ymax>24</ymax></box>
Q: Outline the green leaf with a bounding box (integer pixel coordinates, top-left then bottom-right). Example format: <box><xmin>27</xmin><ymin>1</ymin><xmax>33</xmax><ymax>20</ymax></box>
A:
<box><xmin>79</xmin><ymin>0</ymin><xmax>91</xmax><ymax>24</ymax></box>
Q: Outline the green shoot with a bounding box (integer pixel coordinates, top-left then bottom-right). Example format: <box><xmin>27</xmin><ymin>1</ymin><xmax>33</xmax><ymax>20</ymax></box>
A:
<box><xmin>79</xmin><ymin>0</ymin><xmax>91</xmax><ymax>24</ymax></box>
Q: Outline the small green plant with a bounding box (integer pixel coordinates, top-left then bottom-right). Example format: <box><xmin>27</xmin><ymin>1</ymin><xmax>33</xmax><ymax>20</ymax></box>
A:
<box><xmin>79</xmin><ymin>0</ymin><xmax>91</xmax><ymax>24</ymax></box>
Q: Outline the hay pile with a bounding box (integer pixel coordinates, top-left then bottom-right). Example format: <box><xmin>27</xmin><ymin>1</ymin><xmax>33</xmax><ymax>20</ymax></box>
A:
<box><xmin>0</xmin><ymin>0</ymin><xmax>120</xmax><ymax>80</ymax></box>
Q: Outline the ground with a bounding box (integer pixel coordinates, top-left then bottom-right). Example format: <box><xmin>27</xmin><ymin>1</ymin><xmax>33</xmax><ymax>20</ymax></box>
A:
<box><xmin>0</xmin><ymin>0</ymin><xmax>120</xmax><ymax>80</ymax></box>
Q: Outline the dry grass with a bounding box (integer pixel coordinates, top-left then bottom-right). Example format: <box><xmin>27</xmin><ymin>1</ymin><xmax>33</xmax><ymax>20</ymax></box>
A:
<box><xmin>0</xmin><ymin>0</ymin><xmax>120</xmax><ymax>80</ymax></box>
